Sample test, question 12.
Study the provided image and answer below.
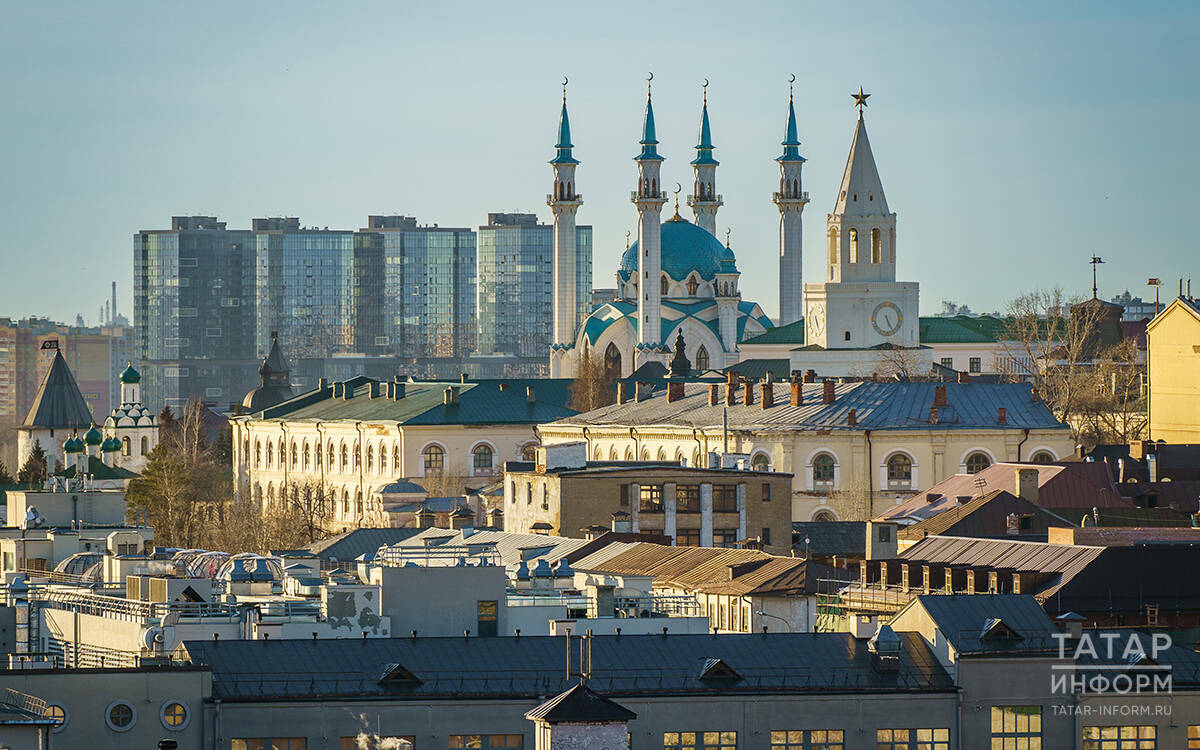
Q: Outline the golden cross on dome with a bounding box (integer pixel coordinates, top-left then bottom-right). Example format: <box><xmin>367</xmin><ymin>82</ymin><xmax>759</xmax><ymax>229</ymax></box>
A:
<box><xmin>852</xmin><ymin>86</ymin><xmax>870</xmax><ymax>114</ymax></box>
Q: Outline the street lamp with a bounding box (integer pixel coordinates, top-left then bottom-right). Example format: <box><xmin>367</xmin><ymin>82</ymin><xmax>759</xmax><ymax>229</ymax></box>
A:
<box><xmin>1148</xmin><ymin>278</ymin><xmax>1162</xmax><ymax>317</ymax></box>
<box><xmin>756</xmin><ymin>610</ymin><xmax>792</xmax><ymax>632</ymax></box>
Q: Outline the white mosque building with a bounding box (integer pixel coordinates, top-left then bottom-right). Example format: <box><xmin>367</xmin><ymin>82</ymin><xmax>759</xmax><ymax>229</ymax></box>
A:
<box><xmin>548</xmin><ymin>81</ymin><xmax>799</xmax><ymax>378</ymax></box>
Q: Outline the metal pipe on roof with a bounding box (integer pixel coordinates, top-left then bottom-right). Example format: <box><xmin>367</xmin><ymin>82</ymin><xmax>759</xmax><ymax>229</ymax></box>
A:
<box><xmin>1017</xmin><ymin>428</ymin><xmax>1030</xmax><ymax>462</ymax></box>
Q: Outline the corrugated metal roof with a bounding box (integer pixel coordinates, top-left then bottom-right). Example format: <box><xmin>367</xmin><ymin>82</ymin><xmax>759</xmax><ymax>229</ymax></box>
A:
<box><xmin>791</xmin><ymin>522</ymin><xmax>866</xmax><ymax>557</ymax></box>
<box><xmin>184</xmin><ymin>631</ymin><xmax>953</xmax><ymax>700</ymax></box>
<box><xmin>306</xmin><ymin>528</ymin><xmax>423</xmax><ymax>560</ymax></box>
<box><xmin>246</xmin><ymin>376</ymin><xmax>576</xmax><ymax>426</ymax></box>
<box><xmin>552</xmin><ymin>382</ymin><xmax>1066</xmax><ymax>432</ymax></box>
<box><xmin>897</xmin><ymin>490</ymin><xmax>1074</xmax><ymax>541</ymax></box>
<box><xmin>900</xmin><ymin>594</ymin><xmax>1059</xmax><ymax>654</ymax></box>
<box><xmin>393</xmin><ymin>529</ymin><xmax>590</xmax><ymax>568</ymax></box>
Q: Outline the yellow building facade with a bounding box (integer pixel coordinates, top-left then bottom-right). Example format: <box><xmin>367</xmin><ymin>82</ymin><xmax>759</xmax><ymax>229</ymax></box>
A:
<box><xmin>1147</xmin><ymin>297</ymin><xmax>1200</xmax><ymax>443</ymax></box>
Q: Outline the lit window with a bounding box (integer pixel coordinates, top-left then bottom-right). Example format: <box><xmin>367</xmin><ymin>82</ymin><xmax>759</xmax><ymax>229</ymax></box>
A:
<box><xmin>770</xmin><ymin>729</ymin><xmax>844</xmax><ymax>749</ymax></box>
<box><xmin>677</xmin><ymin>485</ymin><xmax>699</xmax><ymax>512</ymax></box>
<box><xmin>1082</xmin><ymin>726</ymin><xmax>1156</xmax><ymax>750</ymax></box>
<box><xmin>1188</xmin><ymin>725</ymin><xmax>1200</xmax><ymax>749</ymax></box>
<box><xmin>876</xmin><ymin>728</ymin><xmax>950</xmax><ymax>750</ymax></box>
<box><xmin>991</xmin><ymin>706</ymin><xmax>1040</xmax><ymax>750</ymax></box>
<box><xmin>639</xmin><ymin>485</ymin><xmax>664</xmax><ymax>512</ymax></box>
<box><xmin>43</xmin><ymin>703</ymin><xmax>68</xmax><ymax>732</ymax></box>
<box><xmin>664</xmin><ymin>731</ymin><xmax>737</xmax><ymax>750</ymax></box>
<box><xmin>966</xmin><ymin>452</ymin><xmax>991</xmax><ymax>474</ymax></box>
<box><xmin>160</xmin><ymin>701</ymin><xmax>189</xmax><ymax>731</ymax></box>
<box><xmin>105</xmin><ymin>701</ymin><xmax>136</xmax><ymax>732</ymax></box>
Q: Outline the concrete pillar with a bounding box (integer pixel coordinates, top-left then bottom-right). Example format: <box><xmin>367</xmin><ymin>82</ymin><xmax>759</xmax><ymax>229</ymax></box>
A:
<box><xmin>630</xmin><ymin>483</ymin><xmax>640</xmax><ymax>533</ymax></box>
<box><xmin>664</xmin><ymin>482</ymin><xmax>677</xmax><ymax>544</ymax></box>
<box><xmin>700</xmin><ymin>483</ymin><xmax>714</xmax><ymax>546</ymax></box>
<box><xmin>737</xmin><ymin>482</ymin><xmax>747</xmax><ymax>542</ymax></box>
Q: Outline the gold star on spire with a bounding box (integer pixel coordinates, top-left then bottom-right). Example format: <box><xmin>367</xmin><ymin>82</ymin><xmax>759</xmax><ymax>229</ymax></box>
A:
<box><xmin>852</xmin><ymin>86</ymin><xmax>870</xmax><ymax>115</ymax></box>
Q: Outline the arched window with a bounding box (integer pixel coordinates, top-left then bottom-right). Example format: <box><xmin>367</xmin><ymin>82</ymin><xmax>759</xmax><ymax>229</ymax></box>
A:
<box><xmin>849</xmin><ymin>228</ymin><xmax>859</xmax><ymax>263</ymax></box>
<box><xmin>266</xmin><ymin>484</ymin><xmax>275</xmax><ymax>504</ymax></box>
<box><xmin>521</xmin><ymin>443</ymin><xmax>537</xmax><ymax>461</ymax></box>
<box><xmin>640</xmin><ymin>448</ymin><xmax>650</xmax><ymax>460</ymax></box>
<box><xmin>660</xmin><ymin>275</ymin><xmax>669</xmax><ymax>295</ymax></box>
<box><xmin>656</xmin><ymin>448</ymin><xmax>667</xmax><ymax>461</ymax></box>
<box><xmin>327</xmin><ymin>442</ymin><xmax>335</xmax><ymax>469</ymax></box>
<box><xmin>692</xmin><ymin>450</ymin><xmax>701</xmax><ymax>468</ymax></box>
<box><xmin>353</xmin><ymin>441</ymin><xmax>361</xmax><ymax>470</ymax></box>
<box><xmin>1031</xmin><ymin>451</ymin><xmax>1055</xmax><ymax>464</ymax></box>
<box><xmin>355</xmin><ymin>491</ymin><xmax>363</xmax><ymax>518</ymax></box>
<box><xmin>393</xmin><ymin>445</ymin><xmax>400</xmax><ymax>471</ymax></box>
<box><xmin>366</xmin><ymin>445</ymin><xmax>374</xmax><ymax>472</ymax></box>
<box><xmin>812</xmin><ymin>509</ymin><xmax>837</xmax><ymax>523</ymax></box>
<box><xmin>266</xmin><ymin>442</ymin><xmax>274</xmax><ymax>468</ymax></box>
<box><xmin>303</xmin><ymin>443</ymin><xmax>310</xmax><ymax>470</ymax></box>
<box><xmin>751</xmin><ymin>453</ymin><xmax>770</xmax><ymax>472</ymax></box>
<box><xmin>379</xmin><ymin>442</ymin><xmax>387</xmax><ymax>474</ymax></box>
<box><xmin>624</xmin><ymin>447</ymin><xmax>634</xmax><ymax>460</ymax></box>
<box><xmin>889</xmin><ymin>228</ymin><xmax>896</xmax><ymax>262</ymax></box>
<box><xmin>887</xmin><ymin>454</ymin><xmax>913</xmax><ymax>489</ymax></box>
<box><xmin>828</xmin><ymin>228</ymin><xmax>839</xmax><ymax>265</ymax></box>
<box><xmin>812</xmin><ymin>454</ymin><xmax>835</xmax><ymax>487</ymax></box>
<box><xmin>253</xmin><ymin>483</ymin><xmax>263</xmax><ymax>503</ymax></box>
<box><xmin>695</xmin><ymin>345</ymin><xmax>709</xmax><ymax>372</ymax></box>
<box><xmin>610</xmin><ymin>447</ymin><xmax>619</xmax><ymax>461</ymax></box>
<box><xmin>140</xmin><ymin>436</ymin><xmax>148</xmax><ymax>455</ymax></box>
<box><xmin>252</xmin><ymin>440</ymin><xmax>258</xmax><ymax>466</ymax></box>
<box><xmin>290</xmin><ymin>442</ymin><xmax>297</xmax><ymax>467</ymax></box>
<box><xmin>340</xmin><ymin>444</ymin><xmax>348</xmax><ymax>471</ymax></box>
<box><xmin>342</xmin><ymin>490</ymin><xmax>349</xmax><ymax>516</ymax></box>
<box><xmin>604</xmin><ymin>342</ymin><xmax>622</xmax><ymax>380</ymax></box>
<box><xmin>965</xmin><ymin>452</ymin><xmax>992</xmax><ymax>474</ymax></box>
<box><xmin>473</xmin><ymin>444</ymin><xmax>494</xmax><ymax>475</ymax></box>
<box><xmin>594</xmin><ymin>445</ymin><xmax>604</xmax><ymax>460</ymax></box>
<box><xmin>871</xmin><ymin>228</ymin><xmax>882</xmax><ymax>263</ymax></box>
<box><xmin>423</xmin><ymin>445</ymin><xmax>445</xmax><ymax>473</ymax></box>
<box><xmin>687</xmin><ymin>276</ymin><xmax>699</xmax><ymax>296</ymax></box>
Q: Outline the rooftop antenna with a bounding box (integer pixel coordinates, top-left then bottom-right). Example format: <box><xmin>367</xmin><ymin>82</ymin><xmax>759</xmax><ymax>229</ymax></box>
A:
<box><xmin>1090</xmin><ymin>256</ymin><xmax>1105</xmax><ymax>299</ymax></box>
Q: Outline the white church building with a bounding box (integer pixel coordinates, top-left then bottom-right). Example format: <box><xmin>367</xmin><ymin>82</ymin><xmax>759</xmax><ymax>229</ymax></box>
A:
<box><xmin>548</xmin><ymin>82</ymin><xmax>795</xmax><ymax>378</ymax></box>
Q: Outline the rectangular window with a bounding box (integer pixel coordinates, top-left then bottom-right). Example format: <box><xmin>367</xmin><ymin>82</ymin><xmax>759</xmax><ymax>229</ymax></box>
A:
<box><xmin>762</xmin><ymin>482</ymin><xmax>771</xmax><ymax>501</ymax></box>
<box><xmin>991</xmin><ymin>706</ymin><xmax>1041</xmax><ymax>749</ymax></box>
<box><xmin>677</xmin><ymin>485</ymin><xmax>700</xmax><ymax>512</ymax></box>
<box><xmin>1082</xmin><ymin>726</ymin><xmax>1156</xmax><ymax>750</ymax></box>
<box><xmin>713</xmin><ymin>529</ymin><xmax>739</xmax><ymax>548</ymax></box>
<box><xmin>940</xmin><ymin>357</ymin><xmax>953</xmax><ymax>368</ymax></box>
<box><xmin>448</xmin><ymin>736</ymin><xmax>522</xmax><ymax>749</ymax></box>
<box><xmin>341</xmin><ymin>737</ymin><xmax>415</xmax><ymax>750</ymax></box>
<box><xmin>875</xmin><ymin>729</ymin><xmax>950</xmax><ymax>750</ymax></box>
<box><xmin>969</xmin><ymin>356</ymin><xmax>982</xmax><ymax>373</ymax></box>
<box><xmin>677</xmin><ymin>528</ymin><xmax>701</xmax><ymax>547</ymax></box>
<box><xmin>619</xmin><ymin>484</ymin><xmax>629</xmax><ymax>507</ymax></box>
<box><xmin>770</xmin><ymin>729</ymin><xmax>845</xmax><ymax>749</ymax></box>
<box><xmin>663</xmin><ymin>731</ymin><xmax>737</xmax><ymax>750</ymax></box>
<box><xmin>640</xmin><ymin>485</ymin><xmax>664</xmax><ymax>513</ymax></box>
<box><xmin>712</xmin><ymin>484</ymin><xmax>738</xmax><ymax>512</ymax></box>
<box><xmin>232</xmin><ymin>740</ymin><xmax>306</xmax><ymax>750</ymax></box>
<box><xmin>762</xmin><ymin>527</ymin><xmax>771</xmax><ymax>546</ymax></box>
<box><xmin>477</xmin><ymin>600</ymin><xmax>498</xmax><ymax>637</ymax></box>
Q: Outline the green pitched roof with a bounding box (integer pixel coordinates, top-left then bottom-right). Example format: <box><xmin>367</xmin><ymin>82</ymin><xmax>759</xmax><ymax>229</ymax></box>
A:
<box><xmin>741</xmin><ymin>315</ymin><xmax>1013</xmax><ymax>348</ymax></box>
<box><xmin>251</xmin><ymin>377</ymin><xmax>578</xmax><ymax>426</ymax></box>
<box><xmin>54</xmin><ymin>455</ymin><xmax>138</xmax><ymax>480</ymax></box>
<box><xmin>740</xmin><ymin>318</ymin><xmax>806</xmax><ymax>345</ymax></box>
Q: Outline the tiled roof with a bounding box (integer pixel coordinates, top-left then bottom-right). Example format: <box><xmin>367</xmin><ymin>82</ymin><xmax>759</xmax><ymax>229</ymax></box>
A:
<box><xmin>21</xmin><ymin>350</ymin><xmax>94</xmax><ymax>429</ymax></box>
<box><xmin>551</xmin><ymin>382</ymin><xmax>1066</xmax><ymax>432</ymax></box>
<box><xmin>184</xmin><ymin>631</ymin><xmax>953</xmax><ymax>700</ymax></box>
<box><xmin>246</xmin><ymin>376</ymin><xmax>577</xmax><ymax>426</ymax></box>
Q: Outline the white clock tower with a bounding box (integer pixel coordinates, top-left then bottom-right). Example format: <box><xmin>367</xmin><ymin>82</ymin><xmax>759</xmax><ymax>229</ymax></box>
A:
<box><xmin>797</xmin><ymin>89</ymin><xmax>923</xmax><ymax>375</ymax></box>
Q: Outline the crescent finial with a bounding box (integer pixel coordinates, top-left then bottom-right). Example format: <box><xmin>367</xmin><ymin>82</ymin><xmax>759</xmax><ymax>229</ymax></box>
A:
<box><xmin>789</xmin><ymin>73</ymin><xmax>796</xmax><ymax>84</ymax></box>
<box><xmin>562</xmin><ymin>75</ymin><xmax>568</xmax><ymax>86</ymax></box>
<box><xmin>646</xmin><ymin>71</ymin><xmax>653</xmax><ymax>98</ymax></box>
<box><xmin>725</xmin><ymin>228</ymin><xmax>732</xmax><ymax>247</ymax></box>
<box><xmin>674</xmin><ymin>182</ymin><xmax>682</xmax><ymax>195</ymax></box>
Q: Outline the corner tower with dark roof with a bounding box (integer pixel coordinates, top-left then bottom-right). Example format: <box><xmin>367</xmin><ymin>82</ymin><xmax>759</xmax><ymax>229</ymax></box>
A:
<box><xmin>16</xmin><ymin>348</ymin><xmax>95</xmax><ymax>473</ymax></box>
<box><xmin>242</xmin><ymin>332</ymin><xmax>295</xmax><ymax>413</ymax></box>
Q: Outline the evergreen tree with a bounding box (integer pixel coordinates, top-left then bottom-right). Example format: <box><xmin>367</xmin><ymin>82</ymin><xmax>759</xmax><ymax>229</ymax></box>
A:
<box><xmin>16</xmin><ymin>440</ymin><xmax>48</xmax><ymax>489</ymax></box>
<box><xmin>0</xmin><ymin>459</ymin><xmax>14</xmax><ymax>486</ymax></box>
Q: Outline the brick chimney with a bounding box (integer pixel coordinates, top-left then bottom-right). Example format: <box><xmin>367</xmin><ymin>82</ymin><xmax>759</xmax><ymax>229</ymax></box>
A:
<box><xmin>790</xmin><ymin>378</ymin><xmax>803</xmax><ymax>407</ymax></box>
<box><xmin>803</xmin><ymin>370</ymin><xmax>817</xmax><ymax>384</ymax></box>
<box><xmin>761</xmin><ymin>382</ymin><xmax>774</xmax><ymax>409</ymax></box>
<box><xmin>957</xmin><ymin>371</ymin><xmax>971</xmax><ymax>384</ymax></box>
<box><xmin>635</xmin><ymin>382</ymin><xmax>650</xmax><ymax>403</ymax></box>
<box><xmin>822</xmin><ymin>380</ymin><xmax>835</xmax><ymax>404</ymax></box>
<box><xmin>708</xmin><ymin>383</ymin><xmax>720</xmax><ymax>406</ymax></box>
<box><xmin>1016</xmin><ymin>468</ymin><xmax>1039</xmax><ymax>505</ymax></box>
<box><xmin>929</xmin><ymin>406</ymin><xmax>939</xmax><ymax>424</ymax></box>
<box><xmin>667</xmin><ymin>381</ymin><xmax>685</xmax><ymax>402</ymax></box>
<box><xmin>745</xmin><ymin>379</ymin><xmax>756</xmax><ymax>406</ymax></box>
<box><xmin>617</xmin><ymin>381</ymin><xmax>629</xmax><ymax>404</ymax></box>
<box><xmin>847</xmin><ymin>408</ymin><xmax>857</xmax><ymax>426</ymax></box>
<box><xmin>997</xmin><ymin>407</ymin><xmax>1007</xmax><ymax>425</ymax></box>
<box><xmin>934</xmin><ymin>385</ymin><xmax>947</xmax><ymax>407</ymax></box>
<box><xmin>725</xmin><ymin>376</ymin><xmax>738</xmax><ymax>405</ymax></box>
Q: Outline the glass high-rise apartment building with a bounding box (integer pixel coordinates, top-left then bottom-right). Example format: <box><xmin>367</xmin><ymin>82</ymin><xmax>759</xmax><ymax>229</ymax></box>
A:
<box><xmin>354</xmin><ymin>216</ymin><xmax>477</xmax><ymax>361</ymax></box>
<box><xmin>134</xmin><ymin>216</ymin><xmax>259</xmax><ymax>408</ymax></box>
<box><xmin>252</xmin><ymin>217</ymin><xmax>355</xmax><ymax>360</ymax></box>
<box><xmin>475</xmin><ymin>213</ymin><xmax>592</xmax><ymax>359</ymax></box>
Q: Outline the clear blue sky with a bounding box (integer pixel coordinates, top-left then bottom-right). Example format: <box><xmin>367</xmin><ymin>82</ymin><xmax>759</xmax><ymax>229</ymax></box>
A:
<box><xmin>1</xmin><ymin>0</ymin><xmax>1197</xmax><ymax>323</ymax></box>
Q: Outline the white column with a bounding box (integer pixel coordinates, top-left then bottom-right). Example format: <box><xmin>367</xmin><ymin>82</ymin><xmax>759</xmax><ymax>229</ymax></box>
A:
<box><xmin>700</xmin><ymin>483</ymin><xmax>714</xmax><ymax>546</ymax></box>
<box><xmin>775</xmin><ymin>183</ymin><xmax>808</xmax><ymax>326</ymax></box>
<box><xmin>549</xmin><ymin>167</ymin><xmax>582</xmax><ymax>345</ymax></box>
<box><xmin>664</xmin><ymin>482</ymin><xmax>677</xmax><ymax>544</ymax></box>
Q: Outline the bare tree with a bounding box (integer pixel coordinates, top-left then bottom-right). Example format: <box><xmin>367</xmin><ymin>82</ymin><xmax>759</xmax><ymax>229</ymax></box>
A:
<box><xmin>568</xmin><ymin>342</ymin><xmax>616</xmax><ymax>412</ymax></box>
<box><xmin>1072</xmin><ymin>338</ymin><xmax>1148</xmax><ymax>445</ymax></box>
<box><xmin>828</xmin><ymin>469</ymin><xmax>875</xmax><ymax>521</ymax></box>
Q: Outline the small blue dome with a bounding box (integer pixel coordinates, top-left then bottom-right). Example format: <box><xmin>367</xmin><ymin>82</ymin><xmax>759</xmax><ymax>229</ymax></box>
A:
<box><xmin>619</xmin><ymin>218</ymin><xmax>733</xmax><ymax>282</ymax></box>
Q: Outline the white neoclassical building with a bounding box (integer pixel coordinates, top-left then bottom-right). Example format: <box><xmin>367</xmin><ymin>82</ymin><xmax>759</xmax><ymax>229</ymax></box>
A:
<box><xmin>230</xmin><ymin>376</ymin><xmax>577</xmax><ymax>530</ymax></box>
<box><xmin>539</xmin><ymin>379</ymin><xmax>1073</xmax><ymax>522</ymax></box>
<box><xmin>548</xmin><ymin>82</ymin><xmax>786</xmax><ymax>378</ymax></box>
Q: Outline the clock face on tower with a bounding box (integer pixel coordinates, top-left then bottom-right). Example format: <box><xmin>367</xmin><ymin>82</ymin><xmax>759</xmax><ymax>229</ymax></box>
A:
<box><xmin>871</xmin><ymin>301</ymin><xmax>903</xmax><ymax>336</ymax></box>
<box><xmin>807</xmin><ymin>302</ymin><xmax>826</xmax><ymax>338</ymax></box>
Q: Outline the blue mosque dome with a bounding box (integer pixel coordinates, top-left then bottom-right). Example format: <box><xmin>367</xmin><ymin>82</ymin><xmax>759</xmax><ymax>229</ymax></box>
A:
<box><xmin>618</xmin><ymin>217</ymin><xmax>733</xmax><ymax>282</ymax></box>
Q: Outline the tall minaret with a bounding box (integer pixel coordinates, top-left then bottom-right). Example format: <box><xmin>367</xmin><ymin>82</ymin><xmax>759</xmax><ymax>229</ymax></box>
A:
<box><xmin>549</xmin><ymin>80</ymin><xmax>583</xmax><ymax>346</ymax></box>
<box><xmin>774</xmin><ymin>77</ymin><xmax>809</xmax><ymax>326</ymax></box>
<box><xmin>687</xmin><ymin>81</ymin><xmax>722</xmax><ymax>236</ymax></box>
<box><xmin>633</xmin><ymin>76</ymin><xmax>666</xmax><ymax>347</ymax></box>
